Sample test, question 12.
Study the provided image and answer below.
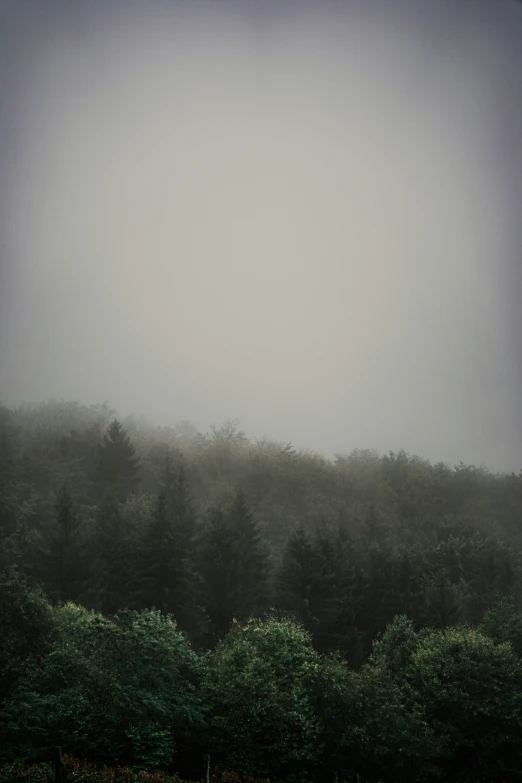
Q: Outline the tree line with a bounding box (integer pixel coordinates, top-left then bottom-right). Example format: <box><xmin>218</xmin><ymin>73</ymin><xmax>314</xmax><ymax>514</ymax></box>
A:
<box><xmin>2</xmin><ymin>399</ymin><xmax>522</xmax><ymax>779</ymax></box>
<box><xmin>2</xmin><ymin>400</ymin><xmax>522</xmax><ymax>661</ymax></box>
<box><xmin>3</xmin><ymin>573</ymin><xmax>522</xmax><ymax>782</ymax></box>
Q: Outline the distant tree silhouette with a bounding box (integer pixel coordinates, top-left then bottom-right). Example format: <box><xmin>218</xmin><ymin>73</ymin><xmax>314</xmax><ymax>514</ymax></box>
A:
<box><xmin>42</xmin><ymin>485</ymin><xmax>84</xmax><ymax>603</ymax></box>
<box><xmin>94</xmin><ymin>419</ymin><xmax>140</xmax><ymax>501</ymax></box>
<box><xmin>91</xmin><ymin>490</ymin><xmax>133</xmax><ymax>614</ymax></box>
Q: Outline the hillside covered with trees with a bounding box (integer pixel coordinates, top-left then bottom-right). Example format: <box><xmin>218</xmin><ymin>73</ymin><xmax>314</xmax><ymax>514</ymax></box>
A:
<box><xmin>2</xmin><ymin>398</ymin><xmax>522</xmax><ymax>782</ymax></box>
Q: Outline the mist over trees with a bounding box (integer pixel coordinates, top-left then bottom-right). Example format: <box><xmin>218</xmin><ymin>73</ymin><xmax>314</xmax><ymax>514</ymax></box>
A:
<box><xmin>2</xmin><ymin>398</ymin><xmax>522</xmax><ymax>781</ymax></box>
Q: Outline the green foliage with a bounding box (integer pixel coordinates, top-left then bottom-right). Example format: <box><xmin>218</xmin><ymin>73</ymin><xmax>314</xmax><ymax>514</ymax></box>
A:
<box><xmin>0</xmin><ymin>605</ymin><xmax>205</xmax><ymax>769</ymax></box>
<box><xmin>227</xmin><ymin>489</ymin><xmax>269</xmax><ymax>621</ymax></box>
<box><xmin>4</xmin><ymin>400</ymin><xmax>522</xmax><ymax>781</ymax></box>
<box><xmin>0</xmin><ymin>404</ymin><xmax>23</xmax><ymax>545</ymax></box>
<box><xmin>408</xmin><ymin>627</ymin><xmax>522</xmax><ymax>781</ymax></box>
<box><xmin>0</xmin><ymin>755</ymin><xmax>182</xmax><ymax>783</ymax></box>
<box><xmin>41</xmin><ymin>485</ymin><xmax>85</xmax><ymax>603</ymax></box>
<box><xmin>313</xmin><ymin>657</ymin><xmax>440</xmax><ymax>783</ymax></box>
<box><xmin>140</xmin><ymin>492</ymin><xmax>175</xmax><ymax>612</ymax></box>
<box><xmin>197</xmin><ymin>490</ymin><xmax>268</xmax><ymax>641</ymax></box>
<box><xmin>370</xmin><ymin>614</ymin><xmax>420</xmax><ymax>673</ymax></box>
<box><xmin>95</xmin><ymin>420</ymin><xmax>141</xmax><ymax>501</ymax></box>
<box><xmin>140</xmin><ymin>468</ymin><xmax>207</xmax><ymax>640</ymax></box>
<box><xmin>90</xmin><ymin>491</ymin><xmax>134</xmax><ymax>614</ymax></box>
<box><xmin>0</xmin><ymin>405</ymin><xmax>43</xmax><ymax>575</ymax></box>
<box><xmin>480</xmin><ymin>596</ymin><xmax>522</xmax><ymax>657</ymax></box>
<box><xmin>197</xmin><ymin>506</ymin><xmax>235</xmax><ymax>638</ymax></box>
<box><xmin>311</xmin><ymin>522</ymin><xmax>363</xmax><ymax>661</ymax></box>
<box><xmin>276</xmin><ymin>523</ymin><xmax>324</xmax><ymax>628</ymax></box>
<box><xmin>204</xmin><ymin>616</ymin><xmax>321</xmax><ymax>782</ymax></box>
<box><xmin>0</xmin><ymin>572</ymin><xmax>52</xmax><ymax>705</ymax></box>
<box><xmin>422</xmin><ymin>569</ymin><xmax>464</xmax><ymax>629</ymax></box>
<box><xmin>4</xmin><ymin>579</ymin><xmax>522</xmax><ymax>782</ymax></box>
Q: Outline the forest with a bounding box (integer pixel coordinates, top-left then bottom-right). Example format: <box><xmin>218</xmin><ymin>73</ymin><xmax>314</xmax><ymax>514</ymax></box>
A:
<box><xmin>2</xmin><ymin>398</ymin><xmax>522</xmax><ymax>783</ymax></box>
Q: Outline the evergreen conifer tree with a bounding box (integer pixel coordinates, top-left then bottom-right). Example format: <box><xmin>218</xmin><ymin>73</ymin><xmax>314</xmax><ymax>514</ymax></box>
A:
<box><xmin>311</xmin><ymin>521</ymin><xmax>362</xmax><ymax>658</ymax></box>
<box><xmin>94</xmin><ymin>419</ymin><xmax>140</xmax><ymax>501</ymax></box>
<box><xmin>43</xmin><ymin>485</ymin><xmax>84</xmax><ymax>603</ymax></box>
<box><xmin>356</xmin><ymin>545</ymin><xmax>403</xmax><ymax>654</ymax></box>
<box><xmin>139</xmin><ymin>491</ymin><xmax>173</xmax><ymax>613</ymax></box>
<box><xmin>91</xmin><ymin>490</ymin><xmax>133</xmax><ymax>614</ymax></box>
<box><xmin>158</xmin><ymin>446</ymin><xmax>179</xmax><ymax>500</ymax></box>
<box><xmin>198</xmin><ymin>490</ymin><xmax>269</xmax><ymax>639</ymax></box>
<box><xmin>0</xmin><ymin>405</ymin><xmax>20</xmax><ymax>544</ymax></box>
<box><xmin>228</xmin><ymin>489</ymin><xmax>268</xmax><ymax>621</ymax></box>
<box><xmin>276</xmin><ymin>522</ymin><xmax>324</xmax><ymax>630</ymax></box>
<box><xmin>197</xmin><ymin>504</ymin><xmax>237</xmax><ymax>638</ymax></box>
<box><xmin>140</xmin><ymin>461</ymin><xmax>207</xmax><ymax>640</ymax></box>
<box><xmin>422</xmin><ymin>569</ymin><xmax>464</xmax><ymax>629</ymax></box>
<box><xmin>168</xmin><ymin>466</ymin><xmax>207</xmax><ymax>637</ymax></box>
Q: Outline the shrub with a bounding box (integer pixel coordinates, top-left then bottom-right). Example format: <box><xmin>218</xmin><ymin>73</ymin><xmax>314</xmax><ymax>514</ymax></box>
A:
<box><xmin>0</xmin><ymin>755</ymin><xmax>182</xmax><ymax>783</ymax></box>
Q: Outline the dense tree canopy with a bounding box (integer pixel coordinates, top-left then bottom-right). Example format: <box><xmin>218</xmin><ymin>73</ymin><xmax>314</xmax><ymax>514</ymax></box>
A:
<box><xmin>2</xmin><ymin>398</ymin><xmax>522</xmax><ymax>781</ymax></box>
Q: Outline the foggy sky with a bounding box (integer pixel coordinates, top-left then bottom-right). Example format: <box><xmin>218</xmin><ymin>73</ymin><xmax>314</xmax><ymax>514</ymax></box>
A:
<box><xmin>1</xmin><ymin>0</ymin><xmax>521</xmax><ymax>472</ymax></box>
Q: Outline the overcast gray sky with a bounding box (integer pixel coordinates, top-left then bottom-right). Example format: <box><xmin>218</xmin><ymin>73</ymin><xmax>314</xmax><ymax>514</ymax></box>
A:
<box><xmin>1</xmin><ymin>0</ymin><xmax>521</xmax><ymax>472</ymax></box>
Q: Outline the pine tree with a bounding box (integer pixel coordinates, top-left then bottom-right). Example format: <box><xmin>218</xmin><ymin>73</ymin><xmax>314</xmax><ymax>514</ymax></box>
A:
<box><xmin>312</xmin><ymin>521</ymin><xmax>362</xmax><ymax>658</ymax></box>
<box><xmin>158</xmin><ymin>446</ymin><xmax>180</xmax><ymax>500</ymax></box>
<box><xmin>140</xmin><ymin>462</ymin><xmax>207</xmax><ymax>640</ymax></box>
<box><xmin>393</xmin><ymin>546</ymin><xmax>426</xmax><ymax>624</ymax></box>
<box><xmin>197</xmin><ymin>504</ymin><xmax>237</xmax><ymax>638</ymax></box>
<box><xmin>276</xmin><ymin>523</ymin><xmax>324</xmax><ymax>630</ymax></box>
<box><xmin>167</xmin><ymin>466</ymin><xmax>207</xmax><ymax>637</ymax></box>
<box><xmin>356</xmin><ymin>545</ymin><xmax>402</xmax><ymax>655</ymax></box>
<box><xmin>94</xmin><ymin>419</ymin><xmax>141</xmax><ymax>501</ymax></box>
<box><xmin>43</xmin><ymin>485</ymin><xmax>84</xmax><ymax>603</ymax></box>
<box><xmin>0</xmin><ymin>404</ymin><xmax>20</xmax><ymax>544</ymax></box>
<box><xmin>197</xmin><ymin>490</ymin><xmax>269</xmax><ymax>639</ymax></box>
<box><xmin>91</xmin><ymin>490</ymin><xmax>133</xmax><ymax>614</ymax></box>
<box><xmin>170</xmin><ymin>466</ymin><xmax>194</xmax><ymax>546</ymax></box>
<box><xmin>140</xmin><ymin>491</ymin><xmax>174</xmax><ymax>613</ymax></box>
<box><xmin>228</xmin><ymin>489</ymin><xmax>268</xmax><ymax>621</ymax></box>
<box><xmin>422</xmin><ymin>569</ymin><xmax>464</xmax><ymax>629</ymax></box>
<box><xmin>462</xmin><ymin>534</ymin><xmax>517</xmax><ymax>624</ymax></box>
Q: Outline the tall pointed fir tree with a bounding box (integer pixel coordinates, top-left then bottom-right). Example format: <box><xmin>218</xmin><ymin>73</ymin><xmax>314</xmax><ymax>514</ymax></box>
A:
<box><xmin>392</xmin><ymin>545</ymin><xmax>426</xmax><ymax>624</ymax></box>
<box><xmin>167</xmin><ymin>465</ymin><xmax>207</xmax><ymax>638</ymax></box>
<box><xmin>197</xmin><ymin>503</ymin><xmax>237</xmax><ymax>639</ymax></box>
<box><xmin>91</xmin><ymin>490</ymin><xmax>133</xmax><ymax>614</ymax></box>
<box><xmin>140</xmin><ymin>491</ymin><xmax>173</xmax><ymax>613</ymax></box>
<box><xmin>311</xmin><ymin>521</ymin><xmax>362</xmax><ymax>659</ymax></box>
<box><xmin>158</xmin><ymin>446</ymin><xmax>179</xmax><ymax>500</ymax></box>
<box><xmin>140</xmin><ymin>459</ymin><xmax>207</xmax><ymax>640</ymax></box>
<box><xmin>0</xmin><ymin>404</ymin><xmax>20</xmax><ymax>546</ymax></box>
<box><xmin>422</xmin><ymin>568</ymin><xmax>464</xmax><ymax>629</ymax></box>
<box><xmin>276</xmin><ymin>522</ymin><xmax>324</xmax><ymax>632</ymax></box>
<box><xmin>94</xmin><ymin>419</ymin><xmax>141</xmax><ymax>501</ymax></box>
<box><xmin>42</xmin><ymin>484</ymin><xmax>84</xmax><ymax>603</ymax></box>
<box><xmin>228</xmin><ymin>488</ymin><xmax>268</xmax><ymax>621</ymax></box>
<box><xmin>355</xmin><ymin>544</ymin><xmax>403</xmax><ymax>656</ymax></box>
<box><xmin>198</xmin><ymin>490</ymin><xmax>269</xmax><ymax>640</ymax></box>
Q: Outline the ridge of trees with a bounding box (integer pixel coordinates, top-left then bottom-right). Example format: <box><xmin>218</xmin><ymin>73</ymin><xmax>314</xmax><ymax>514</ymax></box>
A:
<box><xmin>1</xmin><ymin>399</ymin><xmax>522</xmax><ymax>662</ymax></box>
<box><xmin>4</xmin><ymin>575</ymin><xmax>522</xmax><ymax>782</ymax></box>
<box><xmin>3</xmin><ymin>399</ymin><xmax>522</xmax><ymax>779</ymax></box>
